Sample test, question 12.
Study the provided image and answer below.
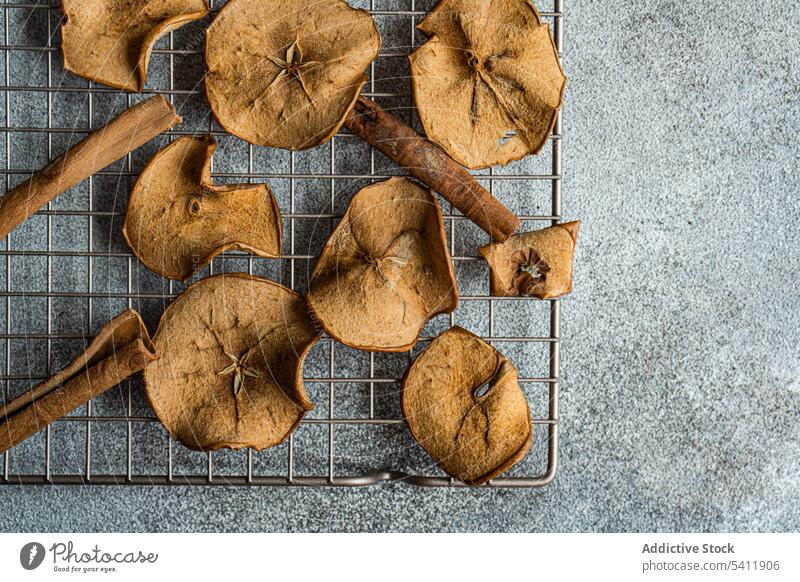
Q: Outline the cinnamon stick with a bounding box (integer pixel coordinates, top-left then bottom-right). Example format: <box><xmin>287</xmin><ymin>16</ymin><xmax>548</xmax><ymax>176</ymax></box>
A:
<box><xmin>0</xmin><ymin>94</ymin><xmax>181</xmax><ymax>241</ymax></box>
<box><xmin>0</xmin><ymin>310</ymin><xmax>157</xmax><ymax>454</ymax></box>
<box><xmin>344</xmin><ymin>97</ymin><xmax>520</xmax><ymax>242</ymax></box>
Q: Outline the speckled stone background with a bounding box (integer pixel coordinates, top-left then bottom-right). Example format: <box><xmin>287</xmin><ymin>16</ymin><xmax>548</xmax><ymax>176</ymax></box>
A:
<box><xmin>1</xmin><ymin>0</ymin><xmax>799</xmax><ymax>532</ymax></box>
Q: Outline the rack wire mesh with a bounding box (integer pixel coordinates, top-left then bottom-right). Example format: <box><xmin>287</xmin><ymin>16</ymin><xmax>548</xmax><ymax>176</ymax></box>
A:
<box><xmin>0</xmin><ymin>0</ymin><xmax>563</xmax><ymax>487</ymax></box>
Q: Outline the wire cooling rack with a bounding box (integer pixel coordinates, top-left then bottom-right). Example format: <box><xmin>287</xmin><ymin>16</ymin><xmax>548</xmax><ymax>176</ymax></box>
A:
<box><xmin>0</xmin><ymin>0</ymin><xmax>564</xmax><ymax>487</ymax></box>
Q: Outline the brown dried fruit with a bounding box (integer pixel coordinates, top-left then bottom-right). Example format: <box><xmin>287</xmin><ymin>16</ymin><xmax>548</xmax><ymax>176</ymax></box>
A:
<box><xmin>409</xmin><ymin>0</ymin><xmax>567</xmax><ymax>169</ymax></box>
<box><xmin>402</xmin><ymin>326</ymin><xmax>531</xmax><ymax>485</ymax></box>
<box><xmin>479</xmin><ymin>221</ymin><xmax>579</xmax><ymax>299</ymax></box>
<box><xmin>144</xmin><ymin>273</ymin><xmax>320</xmax><ymax>452</ymax></box>
<box><xmin>61</xmin><ymin>0</ymin><xmax>210</xmax><ymax>92</ymax></box>
<box><xmin>123</xmin><ymin>134</ymin><xmax>282</xmax><ymax>282</ymax></box>
<box><xmin>205</xmin><ymin>0</ymin><xmax>381</xmax><ymax>150</ymax></box>
<box><xmin>307</xmin><ymin>177</ymin><xmax>458</xmax><ymax>352</ymax></box>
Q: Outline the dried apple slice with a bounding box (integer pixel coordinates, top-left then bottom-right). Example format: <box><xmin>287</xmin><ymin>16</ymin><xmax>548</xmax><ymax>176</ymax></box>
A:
<box><xmin>144</xmin><ymin>273</ymin><xmax>320</xmax><ymax>452</ymax></box>
<box><xmin>123</xmin><ymin>134</ymin><xmax>282</xmax><ymax>282</ymax></box>
<box><xmin>409</xmin><ymin>0</ymin><xmax>567</xmax><ymax>169</ymax></box>
<box><xmin>205</xmin><ymin>0</ymin><xmax>381</xmax><ymax>150</ymax></box>
<box><xmin>402</xmin><ymin>326</ymin><xmax>531</xmax><ymax>485</ymax></box>
<box><xmin>479</xmin><ymin>221</ymin><xmax>579</xmax><ymax>299</ymax></box>
<box><xmin>307</xmin><ymin>177</ymin><xmax>458</xmax><ymax>352</ymax></box>
<box><xmin>60</xmin><ymin>0</ymin><xmax>210</xmax><ymax>92</ymax></box>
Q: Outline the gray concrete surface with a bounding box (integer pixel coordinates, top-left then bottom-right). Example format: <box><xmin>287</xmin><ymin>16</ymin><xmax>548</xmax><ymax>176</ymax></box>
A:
<box><xmin>1</xmin><ymin>0</ymin><xmax>799</xmax><ymax>532</ymax></box>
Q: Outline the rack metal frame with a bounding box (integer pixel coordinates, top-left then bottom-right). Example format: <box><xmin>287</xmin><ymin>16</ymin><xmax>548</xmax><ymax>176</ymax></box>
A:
<box><xmin>0</xmin><ymin>0</ymin><xmax>564</xmax><ymax>487</ymax></box>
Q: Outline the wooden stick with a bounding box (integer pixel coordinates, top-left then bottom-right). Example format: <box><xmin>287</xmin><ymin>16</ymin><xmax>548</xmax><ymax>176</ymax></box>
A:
<box><xmin>344</xmin><ymin>97</ymin><xmax>520</xmax><ymax>242</ymax></box>
<box><xmin>0</xmin><ymin>310</ymin><xmax>157</xmax><ymax>454</ymax></box>
<box><xmin>0</xmin><ymin>94</ymin><xmax>181</xmax><ymax>241</ymax></box>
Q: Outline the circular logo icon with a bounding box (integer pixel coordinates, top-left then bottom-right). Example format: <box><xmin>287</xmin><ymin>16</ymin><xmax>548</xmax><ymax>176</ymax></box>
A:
<box><xmin>20</xmin><ymin>542</ymin><xmax>46</xmax><ymax>570</ymax></box>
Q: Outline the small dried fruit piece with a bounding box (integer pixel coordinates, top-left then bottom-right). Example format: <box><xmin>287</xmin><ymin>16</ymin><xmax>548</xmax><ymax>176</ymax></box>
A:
<box><xmin>307</xmin><ymin>177</ymin><xmax>458</xmax><ymax>352</ymax></box>
<box><xmin>205</xmin><ymin>0</ymin><xmax>381</xmax><ymax>149</ymax></box>
<box><xmin>124</xmin><ymin>134</ymin><xmax>282</xmax><ymax>281</ymax></box>
<box><xmin>61</xmin><ymin>0</ymin><xmax>210</xmax><ymax>92</ymax></box>
<box><xmin>409</xmin><ymin>0</ymin><xmax>566</xmax><ymax>169</ymax></box>
<box><xmin>402</xmin><ymin>326</ymin><xmax>531</xmax><ymax>485</ymax></box>
<box><xmin>144</xmin><ymin>273</ymin><xmax>320</xmax><ymax>452</ymax></box>
<box><xmin>479</xmin><ymin>221</ymin><xmax>580</xmax><ymax>299</ymax></box>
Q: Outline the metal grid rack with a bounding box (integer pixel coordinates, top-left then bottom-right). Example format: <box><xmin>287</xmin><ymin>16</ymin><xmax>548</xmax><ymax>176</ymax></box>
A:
<box><xmin>0</xmin><ymin>0</ymin><xmax>564</xmax><ymax>487</ymax></box>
